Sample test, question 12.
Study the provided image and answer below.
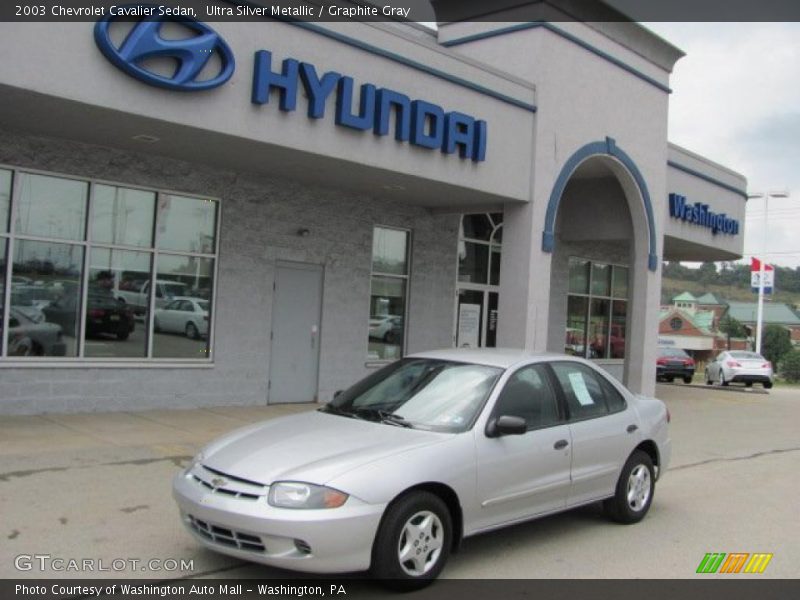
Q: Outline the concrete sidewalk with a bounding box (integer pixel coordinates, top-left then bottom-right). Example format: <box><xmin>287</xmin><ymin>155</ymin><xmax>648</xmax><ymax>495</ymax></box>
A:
<box><xmin>0</xmin><ymin>403</ymin><xmax>317</xmax><ymax>580</ymax></box>
<box><xmin>0</xmin><ymin>403</ymin><xmax>315</xmax><ymax>467</ymax></box>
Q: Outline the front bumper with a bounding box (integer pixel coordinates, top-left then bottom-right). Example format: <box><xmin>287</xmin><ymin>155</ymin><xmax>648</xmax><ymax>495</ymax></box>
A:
<box><xmin>172</xmin><ymin>470</ymin><xmax>385</xmax><ymax>574</ymax></box>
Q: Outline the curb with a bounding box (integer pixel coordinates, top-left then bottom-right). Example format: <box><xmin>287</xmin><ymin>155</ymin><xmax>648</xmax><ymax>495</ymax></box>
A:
<box><xmin>657</xmin><ymin>382</ymin><xmax>769</xmax><ymax>395</ymax></box>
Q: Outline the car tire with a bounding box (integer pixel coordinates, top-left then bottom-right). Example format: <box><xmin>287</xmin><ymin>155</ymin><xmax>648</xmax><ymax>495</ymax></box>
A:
<box><xmin>683</xmin><ymin>376</ymin><xmax>692</xmax><ymax>384</ymax></box>
<box><xmin>116</xmin><ymin>330</ymin><xmax>129</xmax><ymax>341</ymax></box>
<box><xmin>604</xmin><ymin>450</ymin><xmax>655</xmax><ymax>525</ymax></box>
<box><xmin>764</xmin><ymin>382</ymin><xmax>773</xmax><ymax>389</ymax></box>
<box><xmin>720</xmin><ymin>372</ymin><xmax>729</xmax><ymax>387</ymax></box>
<box><xmin>745</xmin><ymin>382</ymin><xmax>753</xmax><ymax>388</ymax></box>
<box><xmin>383</xmin><ymin>331</ymin><xmax>396</xmax><ymax>344</ymax></box>
<box><xmin>186</xmin><ymin>322</ymin><xmax>199</xmax><ymax>340</ymax></box>
<box><xmin>371</xmin><ymin>491</ymin><xmax>452</xmax><ymax>590</ymax></box>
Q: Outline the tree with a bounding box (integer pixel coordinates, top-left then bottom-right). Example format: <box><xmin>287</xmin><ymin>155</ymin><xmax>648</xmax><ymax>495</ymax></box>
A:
<box><xmin>762</xmin><ymin>324</ymin><xmax>793</xmax><ymax>366</ymax></box>
<box><xmin>697</xmin><ymin>262</ymin><xmax>717</xmax><ymax>285</ymax></box>
<box><xmin>781</xmin><ymin>349</ymin><xmax>800</xmax><ymax>383</ymax></box>
<box><xmin>718</xmin><ymin>314</ymin><xmax>747</xmax><ymax>350</ymax></box>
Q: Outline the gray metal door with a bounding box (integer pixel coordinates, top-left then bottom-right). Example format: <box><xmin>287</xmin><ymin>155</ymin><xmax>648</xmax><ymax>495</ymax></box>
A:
<box><xmin>268</xmin><ymin>262</ymin><xmax>323</xmax><ymax>404</ymax></box>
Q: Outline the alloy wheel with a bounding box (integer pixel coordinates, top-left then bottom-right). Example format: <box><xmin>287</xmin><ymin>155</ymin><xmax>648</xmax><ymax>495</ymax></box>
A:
<box><xmin>397</xmin><ymin>510</ymin><xmax>444</xmax><ymax>577</ymax></box>
<box><xmin>626</xmin><ymin>464</ymin><xmax>651</xmax><ymax>512</ymax></box>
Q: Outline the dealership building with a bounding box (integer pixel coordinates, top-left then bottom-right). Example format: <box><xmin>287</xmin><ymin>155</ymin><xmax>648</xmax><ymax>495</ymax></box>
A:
<box><xmin>0</xmin><ymin>1</ymin><xmax>747</xmax><ymax>414</ymax></box>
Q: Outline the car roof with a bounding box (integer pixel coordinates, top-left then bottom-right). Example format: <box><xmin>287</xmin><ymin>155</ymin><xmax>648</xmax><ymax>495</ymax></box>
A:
<box><xmin>407</xmin><ymin>347</ymin><xmax>564</xmax><ymax>369</ymax></box>
<box><xmin>169</xmin><ymin>296</ymin><xmax>207</xmax><ymax>303</ymax></box>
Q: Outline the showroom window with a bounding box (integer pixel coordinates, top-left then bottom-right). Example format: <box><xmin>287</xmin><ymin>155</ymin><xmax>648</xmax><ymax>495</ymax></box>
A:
<box><xmin>565</xmin><ymin>258</ymin><xmax>628</xmax><ymax>360</ymax></box>
<box><xmin>458</xmin><ymin>213</ymin><xmax>503</xmax><ymax>286</ymax></box>
<box><xmin>368</xmin><ymin>226</ymin><xmax>410</xmax><ymax>361</ymax></box>
<box><xmin>0</xmin><ymin>167</ymin><xmax>219</xmax><ymax>362</ymax></box>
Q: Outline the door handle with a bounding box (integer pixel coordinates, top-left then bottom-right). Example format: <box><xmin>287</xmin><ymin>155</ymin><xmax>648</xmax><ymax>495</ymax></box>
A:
<box><xmin>627</xmin><ymin>424</ymin><xmax>639</xmax><ymax>433</ymax></box>
<box><xmin>554</xmin><ymin>439</ymin><xmax>569</xmax><ymax>450</ymax></box>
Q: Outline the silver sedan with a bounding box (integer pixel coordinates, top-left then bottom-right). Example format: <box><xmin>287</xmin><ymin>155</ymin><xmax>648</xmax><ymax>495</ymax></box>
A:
<box><xmin>173</xmin><ymin>348</ymin><xmax>671</xmax><ymax>587</ymax></box>
<box><xmin>705</xmin><ymin>350</ymin><xmax>774</xmax><ymax>389</ymax></box>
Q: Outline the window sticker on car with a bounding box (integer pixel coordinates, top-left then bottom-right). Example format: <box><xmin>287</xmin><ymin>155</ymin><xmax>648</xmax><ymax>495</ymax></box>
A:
<box><xmin>568</xmin><ymin>372</ymin><xmax>595</xmax><ymax>406</ymax></box>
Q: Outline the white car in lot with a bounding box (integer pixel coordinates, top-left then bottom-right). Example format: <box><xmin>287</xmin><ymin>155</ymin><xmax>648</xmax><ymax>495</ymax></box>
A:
<box><xmin>705</xmin><ymin>350</ymin><xmax>774</xmax><ymax>389</ymax></box>
<box><xmin>153</xmin><ymin>297</ymin><xmax>209</xmax><ymax>339</ymax></box>
<box><xmin>172</xmin><ymin>348</ymin><xmax>671</xmax><ymax>588</ymax></box>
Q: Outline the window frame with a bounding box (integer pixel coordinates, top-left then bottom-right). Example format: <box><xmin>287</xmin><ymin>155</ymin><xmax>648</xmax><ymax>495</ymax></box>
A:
<box><xmin>489</xmin><ymin>363</ymin><xmax>565</xmax><ymax>432</ymax></box>
<box><xmin>547</xmin><ymin>360</ymin><xmax>628</xmax><ymax>423</ymax></box>
<box><xmin>367</xmin><ymin>225</ymin><xmax>412</xmax><ymax>364</ymax></box>
<box><xmin>0</xmin><ymin>163</ymin><xmax>221</xmax><ymax>367</ymax></box>
<box><xmin>566</xmin><ymin>257</ymin><xmax>630</xmax><ymax>360</ymax></box>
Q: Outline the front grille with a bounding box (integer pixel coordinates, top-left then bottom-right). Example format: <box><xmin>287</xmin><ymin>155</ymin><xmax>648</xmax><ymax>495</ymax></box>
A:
<box><xmin>190</xmin><ymin>465</ymin><xmax>265</xmax><ymax>501</ymax></box>
<box><xmin>187</xmin><ymin>515</ymin><xmax>266</xmax><ymax>553</ymax></box>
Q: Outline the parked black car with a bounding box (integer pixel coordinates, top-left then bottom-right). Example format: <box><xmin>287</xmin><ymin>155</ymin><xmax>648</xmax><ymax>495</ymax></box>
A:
<box><xmin>656</xmin><ymin>346</ymin><xmax>695</xmax><ymax>383</ymax></box>
<box><xmin>43</xmin><ymin>286</ymin><xmax>135</xmax><ymax>340</ymax></box>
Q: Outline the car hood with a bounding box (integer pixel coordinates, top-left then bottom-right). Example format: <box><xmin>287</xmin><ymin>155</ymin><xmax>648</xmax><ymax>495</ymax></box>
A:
<box><xmin>202</xmin><ymin>410</ymin><xmax>448</xmax><ymax>487</ymax></box>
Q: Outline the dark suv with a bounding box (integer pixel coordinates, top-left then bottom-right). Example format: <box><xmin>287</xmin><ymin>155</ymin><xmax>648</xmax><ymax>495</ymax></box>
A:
<box><xmin>656</xmin><ymin>347</ymin><xmax>695</xmax><ymax>383</ymax></box>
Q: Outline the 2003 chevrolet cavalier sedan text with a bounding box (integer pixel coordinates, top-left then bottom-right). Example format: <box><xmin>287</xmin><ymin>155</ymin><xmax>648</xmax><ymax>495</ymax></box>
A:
<box><xmin>173</xmin><ymin>348</ymin><xmax>671</xmax><ymax>587</ymax></box>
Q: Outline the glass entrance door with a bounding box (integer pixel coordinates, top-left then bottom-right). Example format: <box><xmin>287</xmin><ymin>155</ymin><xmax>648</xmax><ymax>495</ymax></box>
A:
<box><xmin>456</xmin><ymin>289</ymin><xmax>498</xmax><ymax>348</ymax></box>
<box><xmin>455</xmin><ymin>213</ymin><xmax>503</xmax><ymax>349</ymax></box>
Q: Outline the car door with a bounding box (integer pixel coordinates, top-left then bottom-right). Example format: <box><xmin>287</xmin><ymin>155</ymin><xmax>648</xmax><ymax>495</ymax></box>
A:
<box><xmin>474</xmin><ymin>363</ymin><xmax>572</xmax><ymax>531</ymax></box>
<box><xmin>549</xmin><ymin>361</ymin><xmax>640</xmax><ymax>508</ymax></box>
<box><xmin>160</xmin><ymin>300</ymin><xmax>181</xmax><ymax>332</ymax></box>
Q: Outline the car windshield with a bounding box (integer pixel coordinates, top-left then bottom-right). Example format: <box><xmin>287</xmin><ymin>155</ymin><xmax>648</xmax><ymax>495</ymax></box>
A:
<box><xmin>729</xmin><ymin>351</ymin><xmax>764</xmax><ymax>360</ymax></box>
<box><xmin>323</xmin><ymin>358</ymin><xmax>502</xmax><ymax>433</ymax></box>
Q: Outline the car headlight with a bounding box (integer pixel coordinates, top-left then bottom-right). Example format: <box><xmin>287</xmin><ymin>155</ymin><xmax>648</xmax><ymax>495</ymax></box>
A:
<box><xmin>268</xmin><ymin>482</ymin><xmax>349</xmax><ymax>509</ymax></box>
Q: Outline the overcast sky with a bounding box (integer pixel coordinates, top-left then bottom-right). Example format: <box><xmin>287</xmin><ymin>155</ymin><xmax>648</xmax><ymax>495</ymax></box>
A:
<box><xmin>644</xmin><ymin>22</ymin><xmax>800</xmax><ymax>269</ymax></box>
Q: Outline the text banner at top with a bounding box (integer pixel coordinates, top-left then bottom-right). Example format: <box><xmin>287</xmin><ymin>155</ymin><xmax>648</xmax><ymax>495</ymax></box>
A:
<box><xmin>5</xmin><ymin>0</ymin><xmax>800</xmax><ymax>22</ymax></box>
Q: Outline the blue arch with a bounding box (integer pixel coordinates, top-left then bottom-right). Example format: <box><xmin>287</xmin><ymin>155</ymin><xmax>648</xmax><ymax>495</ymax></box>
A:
<box><xmin>541</xmin><ymin>137</ymin><xmax>658</xmax><ymax>272</ymax></box>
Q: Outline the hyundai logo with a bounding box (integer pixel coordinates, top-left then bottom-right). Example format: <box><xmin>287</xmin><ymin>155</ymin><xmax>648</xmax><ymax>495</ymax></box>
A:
<box><xmin>94</xmin><ymin>5</ymin><xmax>235</xmax><ymax>92</ymax></box>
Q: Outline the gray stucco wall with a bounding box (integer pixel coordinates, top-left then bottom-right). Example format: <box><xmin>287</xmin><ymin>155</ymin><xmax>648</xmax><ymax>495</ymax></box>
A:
<box><xmin>0</xmin><ymin>130</ymin><xmax>458</xmax><ymax>414</ymax></box>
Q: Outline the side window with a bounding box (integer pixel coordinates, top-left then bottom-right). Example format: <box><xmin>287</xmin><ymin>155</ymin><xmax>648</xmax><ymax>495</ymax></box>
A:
<box><xmin>551</xmin><ymin>362</ymin><xmax>609</xmax><ymax>420</ymax></box>
<box><xmin>494</xmin><ymin>364</ymin><xmax>560</xmax><ymax>429</ymax></box>
<box><xmin>599</xmin><ymin>375</ymin><xmax>627</xmax><ymax>413</ymax></box>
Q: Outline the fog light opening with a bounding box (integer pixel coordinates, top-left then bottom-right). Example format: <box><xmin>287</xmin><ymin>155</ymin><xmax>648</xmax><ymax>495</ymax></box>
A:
<box><xmin>294</xmin><ymin>539</ymin><xmax>312</xmax><ymax>555</ymax></box>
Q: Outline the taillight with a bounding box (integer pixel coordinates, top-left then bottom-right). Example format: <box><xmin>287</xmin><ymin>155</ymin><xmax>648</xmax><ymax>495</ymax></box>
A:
<box><xmin>88</xmin><ymin>309</ymin><xmax>105</xmax><ymax>318</ymax></box>
<box><xmin>726</xmin><ymin>360</ymin><xmax>741</xmax><ymax>368</ymax></box>
<box><xmin>656</xmin><ymin>358</ymin><xmax>668</xmax><ymax>365</ymax></box>
<box><xmin>685</xmin><ymin>358</ymin><xmax>695</xmax><ymax>366</ymax></box>
<box><xmin>763</xmin><ymin>362</ymin><xmax>772</xmax><ymax>369</ymax></box>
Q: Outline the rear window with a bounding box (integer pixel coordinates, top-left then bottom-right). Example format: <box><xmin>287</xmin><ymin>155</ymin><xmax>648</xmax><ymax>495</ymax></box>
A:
<box><xmin>658</xmin><ymin>347</ymin><xmax>689</xmax><ymax>358</ymax></box>
<box><xmin>730</xmin><ymin>351</ymin><xmax>763</xmax><ymax>360</ymax></box>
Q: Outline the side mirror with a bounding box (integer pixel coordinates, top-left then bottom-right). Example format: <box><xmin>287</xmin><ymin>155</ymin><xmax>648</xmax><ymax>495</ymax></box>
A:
<box><xmin>333</xmin><ymin>390</ymin><xmax>343</xmax><ymax>399</ymax></box>
<box><xmin>487</xmin><ymin>415</ymin><xmax>527</xmax><ymax>438</ymax></box>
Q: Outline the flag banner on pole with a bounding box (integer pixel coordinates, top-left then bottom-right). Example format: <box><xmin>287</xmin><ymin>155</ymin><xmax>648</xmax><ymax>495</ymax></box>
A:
<box><xmin>751</xmin><ymin>258</ymin><xmax>775</xmax><ymax>294</ymax></box>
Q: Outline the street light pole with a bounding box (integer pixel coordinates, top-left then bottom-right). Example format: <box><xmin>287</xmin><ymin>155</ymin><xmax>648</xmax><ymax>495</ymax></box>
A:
<box><xmin>747</xmin><ymin>191</ymin><xmax>790</xmax><ymax>355</ymax></box>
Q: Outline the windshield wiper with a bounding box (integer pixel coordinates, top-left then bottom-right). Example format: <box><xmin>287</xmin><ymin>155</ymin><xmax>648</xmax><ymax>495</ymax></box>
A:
<box><xmin>376</xmin><ymin>410</ymin><xmax>413</xmax><ymax>428</ymax></box>
<box><xmin>348</xmin><ymin>407</ymin><xmax>413</xmax><ymax>428</ymax></box>
<box><xmin>318</xmin><ymin>405</ymin><xmax>367</xmax><ymax>420</ymax></box>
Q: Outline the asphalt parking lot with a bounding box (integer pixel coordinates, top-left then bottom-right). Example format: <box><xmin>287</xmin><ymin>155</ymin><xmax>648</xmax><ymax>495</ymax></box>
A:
<box><xmin>1</xmin><ymin>383</ymin><xmax>798</xmax><ymax>580</ymax></box>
